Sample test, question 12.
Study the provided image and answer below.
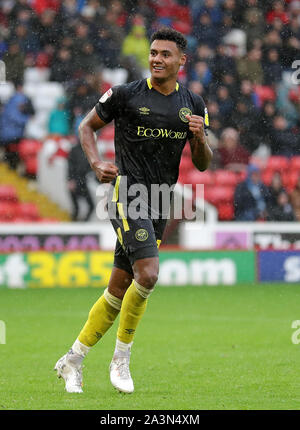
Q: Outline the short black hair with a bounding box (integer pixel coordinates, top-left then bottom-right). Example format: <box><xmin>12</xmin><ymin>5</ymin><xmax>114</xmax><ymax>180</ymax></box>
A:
<box><xmin>150</xmin><ymin>27</ymin><xmax>187</xmax><ymax>52</ymax></box>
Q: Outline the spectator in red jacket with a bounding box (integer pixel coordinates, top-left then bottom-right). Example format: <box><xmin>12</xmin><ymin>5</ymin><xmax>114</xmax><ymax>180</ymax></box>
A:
<box><xmin>266</xmin><ymin>0</ymin><xmax>289</xmax><ymax>25</ymax></box>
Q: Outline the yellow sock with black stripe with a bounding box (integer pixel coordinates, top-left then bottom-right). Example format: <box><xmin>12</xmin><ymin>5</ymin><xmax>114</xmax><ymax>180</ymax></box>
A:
<box><xmin>117</xmin><ymin>280</ymin><xmax>153</xmax><ymax>344</ymax></box>
<box><xmin>78</xmin><ymin>288</ymin><xmax>122</xmax><ymax>347</ymax></box>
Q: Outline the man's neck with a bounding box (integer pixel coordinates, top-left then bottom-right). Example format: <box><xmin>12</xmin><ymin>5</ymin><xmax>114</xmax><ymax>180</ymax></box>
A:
<box><xmin>150</xmin><ymin>77</ymin><xmax>177</xmax><ymax>96</ymax></box>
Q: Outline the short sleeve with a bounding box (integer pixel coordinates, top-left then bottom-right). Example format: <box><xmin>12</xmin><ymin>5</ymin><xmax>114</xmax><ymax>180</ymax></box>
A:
<box><xmin>95</xmin><ymin>86</ymin><xmax>123</xmax><ymax>124</ymax></box>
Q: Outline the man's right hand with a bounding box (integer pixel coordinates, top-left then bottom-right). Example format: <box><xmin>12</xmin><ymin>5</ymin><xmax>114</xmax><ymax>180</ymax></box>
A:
<box><xmin>92</xmin><ymin>161</ymin><xmax>119</xmax><ymax>183</ymax></box>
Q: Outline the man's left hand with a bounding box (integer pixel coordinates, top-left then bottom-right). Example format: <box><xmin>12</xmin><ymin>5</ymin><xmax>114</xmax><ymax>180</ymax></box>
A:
<box><xmin>186</xmin><ymin>115</ymin><xmax>205</xmax><ymax>142</ymax></box>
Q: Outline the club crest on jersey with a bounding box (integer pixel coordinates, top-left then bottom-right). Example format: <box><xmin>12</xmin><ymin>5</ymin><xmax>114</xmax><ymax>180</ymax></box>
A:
<box><xmin>179</xmin><ymin>107</ymin><xmax>192</xmax><ymax>123</ymax></box>
<box><xmin>135</xmin><ymin>229</ymin><xmax>149</xmax><ymax>242</ymax></box>
<box><xmin>99</xmin><ymin>88</ymin><xmax>113</xmax><ymax>103</ymax></box>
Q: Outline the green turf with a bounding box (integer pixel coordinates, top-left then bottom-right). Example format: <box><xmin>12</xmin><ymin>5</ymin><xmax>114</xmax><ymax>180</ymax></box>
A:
<box><xmin>0</xmin><ymin>284</ymin><xmax>299</xmax><ymax>410</ymax></box>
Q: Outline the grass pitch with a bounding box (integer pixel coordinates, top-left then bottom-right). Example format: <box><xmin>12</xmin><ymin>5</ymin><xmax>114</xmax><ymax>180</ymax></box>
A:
<box><xmin>0</xmin><ymin>284</ymin><xmax>299</xmax><ymax>410</ymax></box>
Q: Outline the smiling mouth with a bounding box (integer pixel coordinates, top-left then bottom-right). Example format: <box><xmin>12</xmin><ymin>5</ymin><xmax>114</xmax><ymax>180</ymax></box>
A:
<box><xmin>153</xmin><ymin>66</ymin><xmax>164</xmax><ymax>71</ymax></box>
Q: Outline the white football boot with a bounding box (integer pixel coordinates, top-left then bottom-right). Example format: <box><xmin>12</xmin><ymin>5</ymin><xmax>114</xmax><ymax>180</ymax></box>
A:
<box><xmin>109</xmin><ymin>351</ymin><xmax>134</xmax><ymax>394</ymax></box>
<box><xmin>54</xmin><ymin>352</ymin><xmax>83</xmax><ymax>393</ymax></box>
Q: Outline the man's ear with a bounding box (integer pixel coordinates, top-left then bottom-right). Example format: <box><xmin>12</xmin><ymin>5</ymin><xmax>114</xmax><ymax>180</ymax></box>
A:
<box><xmin>180</xmin><ymin>53</ymin><xmax>187</xmax><ymax>67</ymax></box>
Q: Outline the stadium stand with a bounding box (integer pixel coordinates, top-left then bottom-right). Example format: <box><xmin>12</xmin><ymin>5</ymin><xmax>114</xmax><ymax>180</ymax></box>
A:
<box><xmin>0</xmin><ymin>0</ymin><xmax>300</xmax><ymax>223</ymax></box>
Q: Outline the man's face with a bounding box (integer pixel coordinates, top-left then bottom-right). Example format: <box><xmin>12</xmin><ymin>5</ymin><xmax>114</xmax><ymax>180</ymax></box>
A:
<box><xmin>149</xmin><ymin>40</ymin><xmax>186</xmax><ymax>81</ymax></box>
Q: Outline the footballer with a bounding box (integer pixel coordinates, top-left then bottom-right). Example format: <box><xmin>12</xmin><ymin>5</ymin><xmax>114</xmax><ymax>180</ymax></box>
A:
<box><xmin>54</xmin><ymin>27</ymin><xmax>213</xmax><ymax>394</ymax></box>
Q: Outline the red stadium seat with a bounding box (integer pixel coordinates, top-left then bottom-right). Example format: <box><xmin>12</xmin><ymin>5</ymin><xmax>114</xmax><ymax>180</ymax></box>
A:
<box><xmin>282</xmin><ymin>170</ymin><xmax>299</xmax><ymax>192</ymax></box>
<box><xmin>104</xmin><ymin>150</ymin><xmax>115</xmax><ymax>161</ymax></box>
<box><xmin>18</xmin><ymin>203</ymin><xmax>40</xmax><ymax>221</ymax></box>
<box><xmin>217</xmin><ymin>202</ymin><xmax>235</xmax><ymax>221</ymax></box>
<box><xmin>182</xmin><ymin>143</ymin><xmax>191</xmax><ymax>157</ymax></box>
<box><xmin>254</xmin><ymin>85</ymin><xmax>276</xmax><ymax>104</ymax></box>
<box><xmin>289</xmin><ymin>156</ymin><xmax>300</xmax><ymax>171</ymax></box>
<box><xmin>18</xmin><ymin>139</ymin><xmax>42</xmax><ymax>160</ymax></box>
<box><xmin>184</xmin><ymin>169</ymin><xmax>214</xmax><ymax>187</ymax></box>
<box><xmin>204</xmin><ymin>185</ymin><xmax>234</xmax><ymax>205</ymax></box>
<box><xmin>179</xmin><ymin>156</ymin><xmax>194</xmax><ymax>173</ymax></box>
<box><xmin>0</xmin><ymin>201</ymin><xmax>18</xmax><ymax>221</ymax></box>
<box><xmin>25</xmin><ymin>158</ymin><xmax>38</xmax><ymax>175</ymax></box>
<box><xmin>99</xmin><ymin>126</ymin><xmax>114</xmax><ymax>140</ymax></box>
<box><xmin>214</xmin><ymin>170</ymin><xmax>239</xmax><ymax>187</ymax></box>
<box><xmin>0</xmin><ymin>185</ymin><xmax>18</xmax><ymax>202</ymax></box>
<box><xmin>266</xmin><ymin>156</ymin><xmax>289</xmax><ymax>172</ymax></box>
<box><xmin>261</xmin><ymin>169</ymin><xmax>276</xmax><ymax>186</ymax></box>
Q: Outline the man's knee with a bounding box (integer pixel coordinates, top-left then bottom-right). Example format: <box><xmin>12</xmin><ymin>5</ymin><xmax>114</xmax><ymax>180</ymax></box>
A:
<box><xmin>133</xmin><ymin>258</ymin><xmax>159</xmax><ymax>289</ymax></box>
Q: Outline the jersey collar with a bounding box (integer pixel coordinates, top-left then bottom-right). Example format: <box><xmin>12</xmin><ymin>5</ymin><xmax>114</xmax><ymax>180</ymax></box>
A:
<box><xmin>147</xmin><ymin>78</ymin><xmax>179</xmax><ymax>92</ymax></box>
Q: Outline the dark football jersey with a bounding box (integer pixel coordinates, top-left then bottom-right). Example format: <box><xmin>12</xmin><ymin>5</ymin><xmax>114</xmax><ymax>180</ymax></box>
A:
<box><xmin>95</xmin><ymin>78</ymin><xmax>209</xmax><ymax>217</ymax></box>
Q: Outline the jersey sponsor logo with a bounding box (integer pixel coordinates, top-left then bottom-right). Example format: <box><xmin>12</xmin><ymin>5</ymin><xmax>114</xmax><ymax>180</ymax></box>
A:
<box><xmin>138</xmin><ymin>107</ymin><xmax>150</xmax><ymax>115</ymax></box>
<box><xmin>179</xmin><ymin>107</ymin><xmax>192</xmax><ymax>123</ymax></box>
<box><xmin>204</xmin><ymin>107</ymin><xmax>209</xmax><ymax>126</ymax></box>
<box><xmin>99</xmin><ymin>88</ymin><xmax>113</xmax><ymax>103</ymax></box>
<box><xmin>137</xmin><ymin>126</ymin><xmax>187</xmax><ymax>139</ymax></box>
<box><xmin>135</xmin><ymin>229</ymin><xmax>149</xmax><ymax>242</ymax></box>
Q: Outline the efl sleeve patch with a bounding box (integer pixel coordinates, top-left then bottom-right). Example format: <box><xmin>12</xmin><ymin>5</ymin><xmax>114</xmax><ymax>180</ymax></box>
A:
<box><xmin>99</xmin><ymin>88</ymin><xmax>113</xmax><ymax>103</ymax></box>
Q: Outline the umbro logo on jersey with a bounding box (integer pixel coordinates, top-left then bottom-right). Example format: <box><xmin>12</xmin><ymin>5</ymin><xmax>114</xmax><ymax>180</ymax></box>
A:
<box><xmin>138</xmin><ymin>107</ymin><xmax>150</xmax><ymax>115</ymax></box>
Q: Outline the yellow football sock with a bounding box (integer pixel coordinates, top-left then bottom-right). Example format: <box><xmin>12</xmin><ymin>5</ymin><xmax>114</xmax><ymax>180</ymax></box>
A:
<box><xmin>78</xmin><ymin>288</ymin><xmax>121</xmax><ymax>347</ymax></box>
<box><xmin>117</xmin><ymin>280</ymin><xmax>153</xmax><ymax>344</ymax></box>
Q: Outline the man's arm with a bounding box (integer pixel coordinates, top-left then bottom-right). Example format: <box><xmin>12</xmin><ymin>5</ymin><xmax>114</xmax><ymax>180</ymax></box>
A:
<box><xmin>186</xmin><ymin>114</ymin><xmax>213</xmax><ymax>172</ymax></box>
<box><xmin>78</xmin><ymin>107</ymin><xmax>119</xmax><ymax>183</ymax></box>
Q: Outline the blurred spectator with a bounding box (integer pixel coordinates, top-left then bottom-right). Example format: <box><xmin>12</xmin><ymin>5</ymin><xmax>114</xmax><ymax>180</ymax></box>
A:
<box><xmin>0</xmin><ymin>84</ymin><xmax>35</xmax><ymax>169</ymax></box>
<box><xmin>266</xmin><ymin>0</ymin><xmax>289</xmax><ymax>25</ymax></box>
<box><xmin>95</xmin><ymin>25</ymin><xmax>123</xmax><ymax>68</ymax></box>
<box><xmin>221</xmin><ymin>0</ymin><xmax>242</xmax><ymax>27</ymax></box>
<box><xmin>217</xmin><ymin>127</ymin><xmax>250</xmax><ymax>172</ymax></box>
<box><xmin>12</xmin><ymin>23</ymin><xmax>40</xmax><ymax>55</ymax></box>
<box><xmin>32</xmin><ymin>9</ymin><xmax>62</xmax><ymax>51</ymax></box>
<box><xmin>121</xmin><ymin>24</ymin><xmax>150</xmax><ymax>70</ymax></box>
<box><xmin>215</xmin><ymin>85</ymin><xmax>234</xmax><ymax>123</ymax></box>
<box><xmin>48</xmin><ymin>96</ymin><xmax>70</xmax><ymax>136</ymax></box>
<box><xmin>290</xmin><ymin>175</ymin><xmax>300</xmax><ymax>221</ymax></box>
<box><xmin>239</xmin><ymin>79</ymin><xmax>259</xmax><ymax>107</ymax></box>
<box><xmin>270</xmin><ymin>115</ymin><xmax>299</xmax><ymax>156</ymax></box>
<box><xmin>50</xmin><ymin>47</ymin><xmax>75</xmax><ymax>83</ymax></box>
<box><xmin>67</xmin><ymin>79</ymin><xmax>99</xmax><ymax>133</ymax></box>
<box><xmin>74</xmin><ymin>42</ymin><xmax>99</xmax><ymax>77</ymax></box>
<box><xmin>67</xmin><ymin>140</ymin><xmax>95</xmax><ymax>221</ymax></box>
<box><xmin>258</xmin><ymin>101</ymin><xmax>278</xmax><ymax>147</ymax></box>
<box><xmin>194</xmin><ymin>0</ymin><xmax>222</xmax><ymax>27</ymax></box>
<box><xmin>210</xmin><ymin>43</ymin><xmax>237</xmax><ymax>83</ymax></box>
<box><xmin>242</xmin><ymin>2</ymin><xmax>265</xmax><ymax>47</ymax></box>
<box><xmin>32</xmin><ymin>0</ymin><xmax>61</xmax><ymax>16</ymax></box>
<box><xmin>188</xmin><ymin>60</ymin><xmax>212</xmax><ymax>89</ymax></box>
<box><xmin>267</xmin><ymin>171</ymin><xmax>286</xmax><ymax>210</ymax></box>
<box><xmin>193</xmin><ymin>12</ymin><xmax>220</xmax><ymax>49</ymax></box>
<box><xmin>188</xmin><ymin>80</ymin><xmax>205</xmax><ymax>97</ymax></box>
<box><xmin>267</xmin><ymin>190</ymin><xmax>295</xmax><ymax>221</ymax></box>
<box><xmin>234</xmin><ymin>164</ymin><xmax>270</xmax><ymax>221</ymax></box>
<box><xmin>236</xmin><ymin>47</ymin><xmax>263</xmax><ymax>84</ymax></box>
<box><xmin>230</xmin><ymin>98</ymin><xmax>261</xmax><ymax>153</ymax></box>
<box><xmin>262</xmin><ymin>48</ymin><xmax>283</xmax><ymax>85</ymax></box>
<box><xmin>2</xmin><ymin>40</ymin><xmax>25</xmax><ymax>85</ymax></box>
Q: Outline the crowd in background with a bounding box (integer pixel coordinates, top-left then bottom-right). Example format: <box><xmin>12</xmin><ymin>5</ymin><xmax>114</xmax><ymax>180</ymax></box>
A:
<box><xmin>0</xmin><ymin>0</ymin><xmax>300</xmax><ymax>221</ymax></box>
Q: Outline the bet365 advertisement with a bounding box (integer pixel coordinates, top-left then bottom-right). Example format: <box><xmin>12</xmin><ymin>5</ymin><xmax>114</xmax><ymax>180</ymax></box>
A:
<box><xmin>0</xmin><ymin>250</ymin><xmax>299</xmax><ymax>288</ymax></box>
